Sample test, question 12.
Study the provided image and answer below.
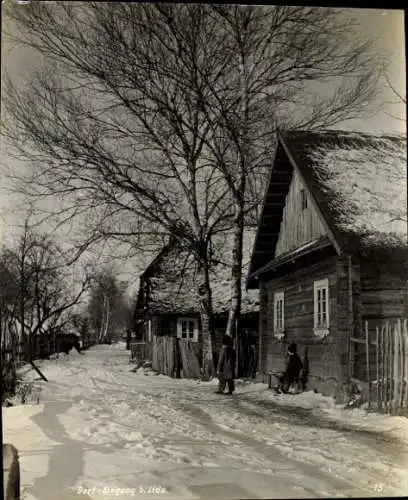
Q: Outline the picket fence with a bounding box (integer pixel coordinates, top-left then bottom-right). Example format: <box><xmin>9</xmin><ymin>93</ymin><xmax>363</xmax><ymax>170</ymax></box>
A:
<box><xmin>356</xmin><ymin>319</ymin><xmax>408</xmax><ymax>415</ymax></box>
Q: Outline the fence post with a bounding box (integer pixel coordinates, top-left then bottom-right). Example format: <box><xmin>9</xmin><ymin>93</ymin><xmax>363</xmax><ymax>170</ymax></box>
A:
<box><xmin>381</xmin><ymin>325</ymin><xmax>385</xmax><ymax>412</ymax></box>
<box><xmin>389</xmin><ymin>322</ymin><xmax>393</xmax><ymax>414</ymax></box>
<box><xmin>403</xmin><ymin>320</ymin><xmax>408</xmax><ymax>412</ymax></box>
<box><xmin>398</xmin><ymin>319</ymin><xmax>404</xmax><ymax>412</ymax></box>
<box><xmin>393</xmin><ymin>321</ymin><xmax>400</xmax><ymax>414</ymax></box>
<box><xmin>376</xmin><ymin>326</ymin><xmax>380</xmax><ymax>410</ymax></box>
<box><xmin>384</xmin><ymin>323</ymin><xmax>389</xmax><ymax>413</ymax></box>
<box><xmin>365</xmin><ymin>321</ymin><xmax>371</xmax><ymax>408</ymax></box>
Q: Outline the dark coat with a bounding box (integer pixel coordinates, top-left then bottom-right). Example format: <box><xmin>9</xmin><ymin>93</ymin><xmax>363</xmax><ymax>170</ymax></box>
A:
<box><xmin>217</xmin><ymin>345</ymin><xmax>236</xmax><ymax>380</ymax></box>
<box><xmin>283</xmin><ymin>352</ymin><xmax>303</xmax><ymax>384</ymax></box>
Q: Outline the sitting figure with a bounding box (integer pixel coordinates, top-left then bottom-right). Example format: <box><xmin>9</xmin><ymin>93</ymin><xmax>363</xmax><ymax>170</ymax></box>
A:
<box><xmin>215</xmin><ymin>335</ymin><xmax>236</xmax><ymax>395</ymax></box>
<box><xmin>277</xmin><ymin>342</ymin><xmax>303</xmax><ymax>394</ymax></box>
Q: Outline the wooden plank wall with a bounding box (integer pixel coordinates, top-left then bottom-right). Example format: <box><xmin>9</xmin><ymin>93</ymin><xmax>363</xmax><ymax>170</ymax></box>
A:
<box><xmin>336</xmin><ymin>255</ymin><xmax>362</xmax><ymax>389</ymax></box>
<box><xmin>360</xmin><ymin>257</ymin><xmax>406</xmax><ymax>343</ymax></box>
<box><xmin>260</xmin><ymin>255</ymin><xmax>345</xmax><ymax>396</ymax></box>
<box><xmin>275</xmin><ymin>169</ymin><xmax>327</xmax><ymax>258</ymax></box>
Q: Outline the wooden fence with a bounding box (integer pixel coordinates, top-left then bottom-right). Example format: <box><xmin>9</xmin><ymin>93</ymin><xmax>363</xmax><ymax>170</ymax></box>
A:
<box><xmin>152</xmin><ymin>336</ymin><xmax>176</xmax><ymax>376</ymax></box>
<box><xmin>151</xmin><ymin>336</ymin><xmax>201</xmax><ymax>379</ymax></box>
<box><xmin>178</xmin><ymin>339</ymin><xmax>201</xmax><ymax>378</ymax></box>
<box><xmin>351</xmin><ymin>319</ymin><xmax>408</xmax><ymax>415</ymax></box>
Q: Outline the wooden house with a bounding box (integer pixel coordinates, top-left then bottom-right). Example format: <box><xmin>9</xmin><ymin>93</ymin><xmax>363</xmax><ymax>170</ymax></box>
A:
<box><xmin>247</xmin><ymin>130</ymin><xmax>407</xmax><ymax>401</ymax></box>
<box><xmin>134</xmin><ymin>231</ymin><xmax>259</xmax><ymax>377</ymax></box>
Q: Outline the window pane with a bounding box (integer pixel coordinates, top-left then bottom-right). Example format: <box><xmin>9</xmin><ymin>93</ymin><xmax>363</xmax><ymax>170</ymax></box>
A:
<box><xmin>276</xmin><ymin>299</ymin><xmax>283</xmax><ymax>329</ymax></box>
<box><xmin>279</xmin><ymin>302</ymin><xmax>281</xmax><ymax>328</ymax></box>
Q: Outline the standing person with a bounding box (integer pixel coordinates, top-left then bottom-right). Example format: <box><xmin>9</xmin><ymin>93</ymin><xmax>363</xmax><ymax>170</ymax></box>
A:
<box><xmin>277</xmin><ymin>342</ymin><xmax>303</xmax><ymax>394</ymax></box>
<box><xmin>126</xmin><ymin>329</ymin><xmax>131</xmax><ymax>350</ymax></box>
<box><xmin>215</xmin><ymin>335</ymin><xmax>236</xmax><ymax>395</ymax></box>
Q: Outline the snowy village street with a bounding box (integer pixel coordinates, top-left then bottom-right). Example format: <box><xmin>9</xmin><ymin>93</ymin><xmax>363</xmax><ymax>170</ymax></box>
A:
<box><xmin>3</xmin><ymin>344</ymin><xmax>408</xmax><ymax>500</ymax></box>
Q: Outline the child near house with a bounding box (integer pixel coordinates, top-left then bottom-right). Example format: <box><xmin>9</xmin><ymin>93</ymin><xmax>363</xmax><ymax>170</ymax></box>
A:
<box><xmin>215</xmin><ymin>335</ymin><xmax>236</xmax><ymax>395</ymax></box>
<box><xmin>277</xmin><ymin>342</ymin><xmax>303</xmax><ymax>393</ymax></box>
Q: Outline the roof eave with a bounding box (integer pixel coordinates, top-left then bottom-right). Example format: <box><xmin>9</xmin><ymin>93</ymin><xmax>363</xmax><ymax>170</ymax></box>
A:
<box><xmin>247</xmin><ymin>136</ymin><xmax>280</xmax><ymax>280</ymax></box>
<box><xmin>250</xmin><ymin>237</ymin><xmax>335</xmax><ymax>280</ymax></box>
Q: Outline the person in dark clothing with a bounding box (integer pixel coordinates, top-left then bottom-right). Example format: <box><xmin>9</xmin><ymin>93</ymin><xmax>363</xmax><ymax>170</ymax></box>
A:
<box><xmin>215</xmin><ymin>335</ymin><xmax>236</xmax><ymax>395</ymax></box>
<box><xmin>126</xmin><ymin>329</ymin><xmax>132</xmax><ymax>350</ymax></box>
<box><xmin>277</xmin><ymin>342</ymin><xmax>303</xmax><ymax>393</ymax></box>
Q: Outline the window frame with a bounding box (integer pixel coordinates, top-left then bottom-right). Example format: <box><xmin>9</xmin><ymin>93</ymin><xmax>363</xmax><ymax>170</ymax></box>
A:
<box><xmin>273</xmin><ymin>291</ymin><xmax>285</xmax><ymax>335</ymax></box>
<box><xmin>177</xmin><ymin>317</ymin><xmax>199</xmax><ymax>342</ymax></box>
<box><xmin>313</xmin><ymin>278</ymin><xmax>330</xmax><ymax>336</ymax></box>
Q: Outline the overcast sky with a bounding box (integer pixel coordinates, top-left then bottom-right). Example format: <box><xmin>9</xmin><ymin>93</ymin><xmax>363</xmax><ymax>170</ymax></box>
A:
<box><xmin>0</xmin><ymin>6</ymin><xmax>406</xmax><ymax>288</ymax></box>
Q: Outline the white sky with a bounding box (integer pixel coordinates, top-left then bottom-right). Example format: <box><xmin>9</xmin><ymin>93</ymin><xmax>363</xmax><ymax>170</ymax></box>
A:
<box><xmin>0</xmin><ymin>7</ymin><xmax>406</xmax><ymax>288</ymax></box>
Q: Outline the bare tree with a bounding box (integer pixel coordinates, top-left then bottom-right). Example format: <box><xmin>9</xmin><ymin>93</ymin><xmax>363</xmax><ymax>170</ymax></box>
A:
<box><xmin>87</xmin><ymin>267</ymin><xmax>129</xmax><ymax>344</ymax></box>
<box><xmin>2</xmin><ymin>2</ymin><xmax>238</xmax><ymax>375</ymax></box>
<box><xmin>2</xmin><ymin>3</ymin><xmax>384</xmax><ymax>378</ymax></box>
<box><xmin>380</xmin><ymin>66</ymin><xmax>406</xmax><ymax>122</ymax></box>
<box><xmin>189</xmin><ymin>5</ymin><xmax>383</xmax><ymax>374</ymax></box>
<box><xmin>2</xmin><ymin>219</ymin><xmax>90</xmax><ymax>379</ymax></box>
<box><xmin>0</xmin><ymin>248</ymin><xmax>20</xmax><ymax>399</ymax></box>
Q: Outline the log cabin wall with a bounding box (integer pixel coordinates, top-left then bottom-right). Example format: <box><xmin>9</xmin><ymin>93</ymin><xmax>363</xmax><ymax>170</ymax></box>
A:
<box><xmin>260</xmin><ymin>254</ymin><xmax>345</xmax><ymax>397</ymax></box>
<box><xmin>336</xmin><ymin>255</ymin><xmax>362</xmax><ymax>392</ymax></box>
<box><xmin>360</xmin><ymin>256</ymin><xmax>406</xmax><ymax>336</ymax></box>
<box><xmin>275</xmin><ymin>169</ymin><xmax>327</xmax><ymax>258</ymax></box>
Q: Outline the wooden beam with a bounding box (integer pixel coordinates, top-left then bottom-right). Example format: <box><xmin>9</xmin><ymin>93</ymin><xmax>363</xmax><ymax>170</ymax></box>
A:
<box><xmin>270</xmin><ymin>169</ymin><xmax>291</xmax><ymax>176</ymax></box>
<box><xmin>261</xmin><ymin>204</ymin><xmax>286</xmax><ymax>211</ymax></box>
<box><xmin>268</xmin><ymin>181</ymin><xmax>290</xmax><ymax>188</ymax></box>
<box><xmin>350</xmin><ymin>336</ymin><xmax>377</xmax><ymax>347</ymax></box>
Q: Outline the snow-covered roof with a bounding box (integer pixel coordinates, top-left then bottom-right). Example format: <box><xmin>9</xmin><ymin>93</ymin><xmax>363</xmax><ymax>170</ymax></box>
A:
<box><xmin>281</xmin><ymin>130</ymin><xmax>407</xmax><ymax>248</ymax></box>
<box><xmin>248</xmin><ymin>130</ymin><xmax>407</xmax><ymax>286</ymax></box>
<box><xmin>142</xmin><ymin>230</ymin><xmax>259</xmax><ymax>315</ymax></box>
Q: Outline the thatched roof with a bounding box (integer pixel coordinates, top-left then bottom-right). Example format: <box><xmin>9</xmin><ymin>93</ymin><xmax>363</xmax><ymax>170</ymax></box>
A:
<box><xmin>285</xmin><ymin>130</ymin><xmax>407</xmax><ymax>244</ymax></box>
<box><xmin>248</xmin><ymin>130</ymin><xmax>407</xmax><ymax>284</ymax></box>
<box><xmin>140</xmin><ymin>230</ymin><xmax>259</xmax><ymax>316</ymax></box>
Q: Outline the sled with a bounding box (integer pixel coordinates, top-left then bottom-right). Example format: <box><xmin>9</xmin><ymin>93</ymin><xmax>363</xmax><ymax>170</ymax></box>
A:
<box><xmin>269</xmin><ymin>372</ymin><xmax>303</xmax><ymax>394</ymax></box>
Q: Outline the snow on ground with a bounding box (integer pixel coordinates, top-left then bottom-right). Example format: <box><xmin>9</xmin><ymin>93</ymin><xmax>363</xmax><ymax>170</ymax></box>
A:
<box><xmin>3</xmin><ymin>343</ymin><xmax>408</xmax><ymax>500</ymax></box>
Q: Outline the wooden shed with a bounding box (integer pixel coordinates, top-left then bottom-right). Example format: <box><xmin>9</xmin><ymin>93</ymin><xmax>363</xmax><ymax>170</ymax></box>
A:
<box><xmin>247</xmin><ymin>130</ymin><xmax>407</xmax><ymax>402</ymax></box>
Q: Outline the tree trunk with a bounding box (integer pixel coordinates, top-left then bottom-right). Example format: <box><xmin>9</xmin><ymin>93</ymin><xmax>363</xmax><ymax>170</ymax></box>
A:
<box><xmin>224</xmin><ymin>29</ymin><xmax>249</xmax><ymax>378</ymax></box>
<box><xmin>225</xmin><ymin>211</ymin><xmax>244</xmax><ymax>378</ymax></box>
<box><xmin>198</xmin><ymin>259</ymin><xmax>217</xmax><ymax>380</ymax></box>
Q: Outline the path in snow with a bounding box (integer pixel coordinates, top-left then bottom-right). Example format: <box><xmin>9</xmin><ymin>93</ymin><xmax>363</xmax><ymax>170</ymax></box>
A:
<box><xmin>3</xmin><ymin>344</ymin><xmax>408</xmax><ymax>500</ymax></box>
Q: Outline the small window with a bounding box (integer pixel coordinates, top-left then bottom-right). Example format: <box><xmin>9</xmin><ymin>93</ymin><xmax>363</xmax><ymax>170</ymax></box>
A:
<box><xmin>314</xmin><ymin>279</ymin><xmax>329</xmax><ymax>335</ymax></box>
<box><xmin>301</xmin><ymin>189</ymin><xmax>308</xmax><ymax>210</ymax></box>
<box><xmin>273</xmin><ymin>292</ymin><xmax>285</xmax><ymax>332</ymax></box>
<box><xmin>177</xmin><ymin>317</ymin><xmax>198</xmax><ymax>342</ymax></box>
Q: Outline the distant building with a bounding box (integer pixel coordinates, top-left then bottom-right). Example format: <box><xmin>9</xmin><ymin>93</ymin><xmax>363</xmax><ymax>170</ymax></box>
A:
<box><xmin>134</xmin><ymin>230</ymin><xmax>259</xmax><ymax>377</ymax></box>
